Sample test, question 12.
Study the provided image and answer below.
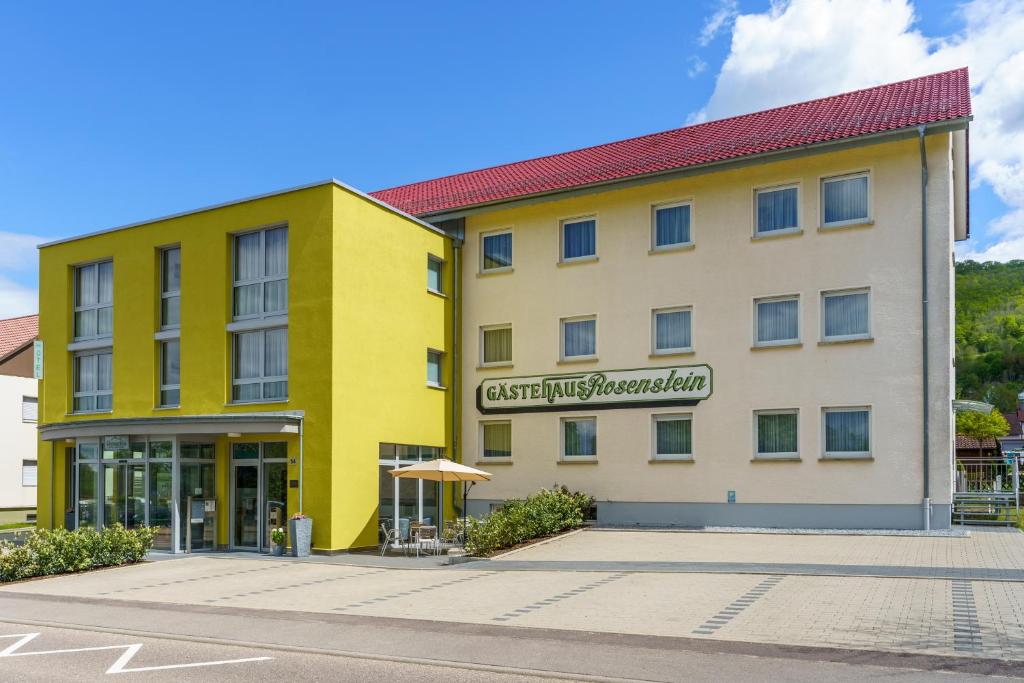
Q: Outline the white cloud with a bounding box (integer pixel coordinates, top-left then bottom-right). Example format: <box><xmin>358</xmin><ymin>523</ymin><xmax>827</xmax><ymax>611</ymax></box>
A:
<box><xmin>0</xmin><ymin>231</ymin><xmax>42</xmax><ymax>272</ymax></box>
<box><xmin>687</xmin><ymin>55</ymin><xmax>708</xmax><ymax>79</ymax></box>
<box><xmin>0</xmin><ymin>275</ymin><xmax>38</xmax><ymax>319</ymax></box>
<box><xmin>692</xmin><ymin>0</ymin><xmax>1024</xmax><ymax>261</ymax></box>
<box><xmin>698</xmin><ymin>0</ymin><xmax>739</xmax><ymax>47</ymax></box>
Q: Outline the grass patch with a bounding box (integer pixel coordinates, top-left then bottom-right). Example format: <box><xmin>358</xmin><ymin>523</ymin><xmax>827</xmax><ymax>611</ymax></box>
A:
<box><xmin>0</xmin><ymin>523</ymin><xmax>34</xmax><ymax>531</ymax></box>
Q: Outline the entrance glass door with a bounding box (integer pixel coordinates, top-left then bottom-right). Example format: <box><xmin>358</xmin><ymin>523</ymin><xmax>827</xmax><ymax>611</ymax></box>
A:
<box><xmin>262</xmin><ymin>462</ymin><xmax>288</xmax><ymax>550</ymax></box>
<box><xmin>102</xmin><ymin>463</ymin><xmax>146</xmax><ymax>529</ymax></box>
<box><xmin>232</xmin><ymin>464</ymin><xmax>259</xmax><ymax>549</ymax></box>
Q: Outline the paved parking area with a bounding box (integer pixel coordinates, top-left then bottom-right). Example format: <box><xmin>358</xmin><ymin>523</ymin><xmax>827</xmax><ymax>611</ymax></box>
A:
<box><xmin>2</xmin><ymin>528</ymin><xmax>1023</xmax><ymax>665</ymax></box>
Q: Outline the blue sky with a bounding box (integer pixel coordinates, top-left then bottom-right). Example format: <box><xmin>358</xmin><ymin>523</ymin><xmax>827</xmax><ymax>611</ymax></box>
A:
<box><xmin>1</xmin><ymin>0</ymin><xmax>1020</xmax><ymax>317</ymax></box>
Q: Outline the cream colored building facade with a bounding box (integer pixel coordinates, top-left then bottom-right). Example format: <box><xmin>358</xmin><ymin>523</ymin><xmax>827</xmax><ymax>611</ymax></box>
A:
<box><xmin>0</xmin><ymin>373</ymin><xmax>38</xmax><ymax>523</ymax></box>
<box><xmin>455</xmin><ymin>133</ymin><xmax>967</xmax><ymax>529</ymax></box>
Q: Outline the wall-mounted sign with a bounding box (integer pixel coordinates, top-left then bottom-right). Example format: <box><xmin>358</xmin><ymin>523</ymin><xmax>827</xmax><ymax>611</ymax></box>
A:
<box><xmin>477</xmin><ymin>364</ymin><xmax>712</xmax><ymax>414</ymax></box>
<box><xmin>33</xmin><ymin>340</ymin><xmax>43</xmax><ymax>380</ymax></box>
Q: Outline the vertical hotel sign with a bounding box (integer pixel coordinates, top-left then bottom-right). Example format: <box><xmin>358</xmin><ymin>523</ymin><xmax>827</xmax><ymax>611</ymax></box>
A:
<box><xmin>33</xmin><ymin>340</ymin><xmax>43</xmax><ymax>379</ymax></box>
<box><xmin>477</xmin><ymin>364</ymin><xmax>712</xmax><ymax>414</ymax></box>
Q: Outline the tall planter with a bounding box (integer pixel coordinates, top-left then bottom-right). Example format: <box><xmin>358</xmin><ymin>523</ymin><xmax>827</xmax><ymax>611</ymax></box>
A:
<box><xmin>289</xmin><ymin>517</ymin><xmax>312</xmax><ymax>557</ymax></box>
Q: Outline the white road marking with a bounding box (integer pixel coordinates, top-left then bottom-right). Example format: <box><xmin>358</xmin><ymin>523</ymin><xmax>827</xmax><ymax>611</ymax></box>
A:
<box><xmin>0</xmin><ymin>632</ymin><xmax>272</xmax><ymax>674</ymax></box>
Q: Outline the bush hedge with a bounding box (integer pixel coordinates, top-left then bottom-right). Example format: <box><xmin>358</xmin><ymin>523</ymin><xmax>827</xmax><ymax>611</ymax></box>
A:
<box><xmin>0</xmin><ymin>525</ymin><xmax>157</xmax><ymax>583</ymax></box>
<box><xmin>465</xmin><ymin>487</ymin><xmax>593</xmax><ymax>555</ymax></box>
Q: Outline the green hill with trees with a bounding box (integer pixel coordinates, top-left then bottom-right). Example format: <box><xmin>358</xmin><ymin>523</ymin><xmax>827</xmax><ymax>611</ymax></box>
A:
<box><xmin>956</xmin><ymin>259</ymin><xmax>1024</xmax><ymax>411</ymax></box>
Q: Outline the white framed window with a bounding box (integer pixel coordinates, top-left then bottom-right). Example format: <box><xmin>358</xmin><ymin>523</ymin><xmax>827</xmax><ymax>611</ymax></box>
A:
<box><xmin>823</xmin><ymin>406</ymin><xmax>871</xmax><ymax>459</ymax></box>
<box><xmin>652</xmin><ymin>306</ymin><xmax>693</xmax><ymax>354</ymax></box>
<box><xmin>480</xmin><ymin>421</ymin><xmax>512</xmax><ymax>460</ymax></box>
<box><xmin>21</xmin><ymin>396</ymin><xmax>37</xmax><ymax>423</ymax></box>
<box><xmin>754</xmin><ymin>409</ymin><xmax>799</xmax><ymax>459</ymax></box>
<box><xmin>821</xmin><ymin>172</ymin><xmax>870</xmax><ymax>227</ymax></box>
<box><xmin>232</xmin><ymin>327</ymin><xmax>287</xmax><ymax>403</ymax></box>
<box><xmin>160</xmin><ymin>246</ymin><xmax>181</xmax><ymax>329</ymax></box>
<box><xmin>159</xmin><ymin>339</ymin><xmax>180</xmax><ymax>407</ymax></box>
<box><xmin>754</xmin><ymin>295</ymin><xmax>799</xmax><ymax>346</ymax></box>
<box><xmin>560</xmin><ymin>316</ymin><xmax>596</xmax><ymax>360</ymax></box>
<box><xmin>561</xmin><ymin>416</ymin><xmax>597</xmax><ymax>459</ymax></box>
<box><xmin>427</xmin><ymin>349</ymin><xmax>443</xmax><ymax>387</ymax></box>
<box><xmin>755</xmin><ymin>185</ymin><xmax>799</xmax><ymax>235</ymax></box>
<box><xmin>821</xmin><ymin>288</ymin><xmax>870</xmax><ymax>341</ymax></box>
<box><xmin>22</xmin><ymin>460</ymin><xmax>37</xmax><ymax>487</ymax></box>
<box><xmin>560</xmin><ymin>217</ymin><xmax>597</xmax><ymax>261</ymax></box>
<box><xmin>481</xmin><ymin>229</ymin><xmax>513</xmax><ymax>272</ymax></box>
<box><xmin>233</xmin><ymin>226</ymin><xmax>287</xmax><ymax>320</ymax></box>
<box><xmin>73</xmin><ymin>349</ymin><xmax>112</xmax><ymax>413</ymax></box>
<box><xmin>427</xmin><ymin>255</ymin><xmax>443</xmax><ymax>294</ymax></box>
<box><xmin>480</xmin><ymin>324</ymin><xmax>512</xmax><ymax>366</ymax></box>
<box><xmin>652</xmin><ymin>413</ymin><xmax>693</xmax><ymax>460</ymax></box>
<box><xmin>73</xmin><ymin>260</ymin><xmax>113</xmax><ymax>340</ymax></box>
<box><xmin>651</xmin><ymin>201</ymin><xmax>692</xmax><ymax>249</ymax></box>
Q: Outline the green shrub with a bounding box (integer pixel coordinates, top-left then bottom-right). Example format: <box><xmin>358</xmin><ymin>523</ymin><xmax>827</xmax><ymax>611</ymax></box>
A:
<box><xmin>466</xmin><ymin>487</ymin><xmax>593</xmax><ymax>555</ymax></box>
<box><xmin>0</xmin><ymin>524</ymin><xmax>157</xmax><ymax>583</ymax></box>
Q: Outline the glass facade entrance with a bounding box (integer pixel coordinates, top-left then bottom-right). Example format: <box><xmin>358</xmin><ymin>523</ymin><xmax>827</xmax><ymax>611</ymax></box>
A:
<box><xmin>378</xmin><ymin>443</ymin><xmax>442</xmax><ymax>542</ymax></box>
<box><xmin>230</xmin><ymin>442</ymin><xmax>288</xmax><ymax>552</ymax></box>
<box><xmin>73</xmin><ymin>435</ymin><xmax>217</xmax><ymax>553</ymax></box>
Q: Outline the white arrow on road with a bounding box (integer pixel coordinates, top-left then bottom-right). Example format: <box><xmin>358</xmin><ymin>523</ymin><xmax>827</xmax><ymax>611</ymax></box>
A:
<box><xmin>0</xmin><ymin>632</ymin><xmax>272</xmax><ymax>674</ymax></box>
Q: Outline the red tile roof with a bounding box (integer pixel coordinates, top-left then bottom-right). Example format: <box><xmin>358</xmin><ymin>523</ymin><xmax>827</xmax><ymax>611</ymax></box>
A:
<box><xmin>0</xmin><ymin>314</ymin><xmax>38</xmax><ymax>361</ymax></box>
<box><xmin>371</xmin><ymin>68</ymin><xmax>971</xmax><ymax>217</ymax></box>
<box><xmin>955</xmin><ymin>435</ymin><xmax>999</xmax><ymax>451</ymax></box>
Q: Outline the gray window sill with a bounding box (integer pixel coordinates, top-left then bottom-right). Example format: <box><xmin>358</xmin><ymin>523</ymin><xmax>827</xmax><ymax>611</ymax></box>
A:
<box><xmin>477</xmin><ymin>362</ymin><xmax>513</xmax><ymax>370</ymax></box>
<box><xmin>819</xmin><ymin>456</ymin><xmax>874</xmax><ymax>462</ymax></box>
<box><xmin>751</xmin><ymin>342</ymin><xmax>802</xmax><ymax>351</ymax></box>
<box><xmin>751</xmin><ymin>228</ymin><xmax>803</xmax><ymax>241</ymax></box>
<box><xmin>153</xmin><ymin>405</ymin><xmax>181</xmax><ymax>411</ymax></box>
<box><xmin>557</xmin><ymin>356</ymin><xmax>598</xmax><ymax>365</ymax></box>
<box><xmin>818</xmin><ymin>219</ymin><xmax>874</xmax><ymax>232</ymax></box>
<box><xmin>475</xmin><ymin>459</ymin><xmax>512</xmax><ymax>466</ymax></box>
<box><xmin>67</xmin><ymin>410</ymin><xmax>114</xmax><ymax>417</ymax></box>
<box><xmin>818</xmin><ymin>337</ymin><xmax>874</xmax><ymax>346</ymax></box>
<box><xmin>649</xmin><ymin>457</ymin><xmax>695</xmax><ymax>464</ymax></box>
<box><xmin>649</xmin><ymin>350</ymin><xmax>695</xmax><ymax>359</ymax></box>
<box><xmin>426</xmin><ymin>383</ymin><xmax>447</xmax><ymax>391</ymax></box>
<box><xmin>427</xmin><ymin>288</ymin><xmax>447</xmax><ymax>299</ymax></box>
<box><xmin>557</xmin><ymin>458</ymin><xmax>598</xmax><ymax>465</ymax></box>
<box><xmin>226</xmin><ymin>315</ymin><xmax>288</xmax><ymax>333</ymax></box>
<box><xmin>226</xmin><ymin>399</ymin><xmax>290</xmax><ymax>407</ymax></box>
<box><xmin>477</xmin><ymin>267</ymin><xmax>514</xmax><ymax>277</ymax></box>
<box><xmin>648</xmin><ymin>243</ymin><xmax>695</xmax><ymax>255</ymax></box>
<box><xmin>751</xmin><ymin>457</ymin><xmax>802</xmax><ymax>462</ymax></box>
<box><xmin>154</xmin><ymin>329</ymin><xmax>180</xmax><ymax>341</ymax></box>
<box><xmin>557</xmin><ymin>256</ymin><xmax>599</xmax><ymax>267</ymax></box>
<box><xmin>68</xmin><ymin>338</ymin><xmax>113</xmax><ymax>352</ymax></box>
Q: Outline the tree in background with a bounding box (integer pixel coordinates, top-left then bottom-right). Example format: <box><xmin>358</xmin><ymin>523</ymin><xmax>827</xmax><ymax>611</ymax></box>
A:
<box><xmin>955</xmin><ymin>409</ymin><xmax>1010</xmax><ymax>439</ymax></box>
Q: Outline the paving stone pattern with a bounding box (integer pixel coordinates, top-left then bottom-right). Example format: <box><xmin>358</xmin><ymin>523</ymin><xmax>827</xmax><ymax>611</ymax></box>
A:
<box><xmin>492</xmin><ymin>573</ymin><xmax>629</xmax><ymax>622</ymax></box>
<box><xmin>692</xmin><ymin>575</ymin><xmax>783</xmax><ymax>635</ymax></box>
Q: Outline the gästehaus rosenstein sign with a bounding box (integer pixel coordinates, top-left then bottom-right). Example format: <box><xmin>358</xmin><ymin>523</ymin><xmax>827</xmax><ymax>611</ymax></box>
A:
<box><xmin>477</xmin><ymin>365</ymin><xmax>712</xmax><ymax>414</ymax></box>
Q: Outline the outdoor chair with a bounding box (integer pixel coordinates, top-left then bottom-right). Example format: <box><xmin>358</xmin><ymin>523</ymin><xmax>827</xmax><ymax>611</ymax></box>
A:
<box><xmin>414</xmin><ymin>525</ymin><xmax>439</xmax><ymax>557</ymax></box>
<box><xmin>379</xmin><ymin>523</ymin><xmax>400</xmax><ymax>557</ymax></box>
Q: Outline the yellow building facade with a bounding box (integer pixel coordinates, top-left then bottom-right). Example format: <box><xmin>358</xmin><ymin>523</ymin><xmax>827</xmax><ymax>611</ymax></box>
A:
<box><xmin>35</xmin><ymin>181</ymin><xmax>456</xmax><ymax>553</ymax></box>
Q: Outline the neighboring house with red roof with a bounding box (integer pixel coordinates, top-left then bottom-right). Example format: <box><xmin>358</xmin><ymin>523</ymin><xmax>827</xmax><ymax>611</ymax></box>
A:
<box><xmin>0</xmin><ymin>313</ymin><xmax>38</xmax><ymax>524</ymax></box>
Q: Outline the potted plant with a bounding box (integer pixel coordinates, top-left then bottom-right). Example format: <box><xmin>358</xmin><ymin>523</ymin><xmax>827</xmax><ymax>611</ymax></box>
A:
<box><xmin>270</xmin><ymin>527</ymin><xmax>286</xmax><ymax>556</ymax></box>
<box><xmin>288</xmin><ymin>512</ymin><xmax>312</xmax><ymax>557</ymax></box>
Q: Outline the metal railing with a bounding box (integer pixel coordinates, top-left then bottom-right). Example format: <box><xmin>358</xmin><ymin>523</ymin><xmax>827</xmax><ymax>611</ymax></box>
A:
<box><xmin>953</xmin><ymin>455</ymin><xmax>1020</xmax><ymax>526</ymax></box>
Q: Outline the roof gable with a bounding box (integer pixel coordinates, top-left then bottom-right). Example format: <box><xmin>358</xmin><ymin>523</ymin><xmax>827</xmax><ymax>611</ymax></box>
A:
<box><xmin>0</xmin><ymin>314</ymin><xmax>38</xmax><ymax>362</ymax></box>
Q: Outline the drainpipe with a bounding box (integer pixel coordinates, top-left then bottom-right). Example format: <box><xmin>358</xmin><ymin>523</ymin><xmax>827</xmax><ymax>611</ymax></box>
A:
<box><xmin>451</xmin><ymin>233</ymin><xmax>463</xmax><ymax>516</ymax></box>
<box><xmin>918</xmin><ymin>125</ymin><xmax>931</xmax><ymax>530</ymax></box>
<box><xmin>50</xmin><ymin>441</ymin><xmax>55</xmax><ymax>529</ymax></box>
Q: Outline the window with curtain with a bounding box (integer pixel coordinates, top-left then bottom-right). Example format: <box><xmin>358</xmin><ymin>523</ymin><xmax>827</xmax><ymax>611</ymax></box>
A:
<box><xmin>755</xmin><ymin>186</ymin><xmax>799</xmax><ymax>234</ymax></box>
<box><xmin>822</xmin><ymin>289</ymin><xmax>870</xmax><ymax>340</ymax></box>
<box><xmin>653</xmin><ymin>203</ymin><xmax>692</xmax><ymax>248</ymax></box>
<box><xmin>161</xmin><ymin>247</ymin><xmax>181</xmax><ymax>328</ymax></box>
<box><xmin>427</xmin><ymin>256</ymin><xmax>443</xmax><ymax>293</ymax></box>
<box><xmin>653</xmin><ymin>414</ymin><xmax>693</xmax><ymax>459</ymax></box>
<box><xmin>481</xmin><ymin>421</ymin><xmax>512</xmax><ymax>459</ymax></box>
<box><xmin>232</xmin><ymin>327</ymin><xmax>287</xmax><ymax>402</ymax></box>
<box><xmin>562</xmin><ymin>417</ymin><xmax>597</xmax><ymax>458</ymax></box>
<box><xmin>427</xmin><ymin>350</ymin><xmax>442</xmax><ymax>386</ymax></box>
<box><xmin>482</xmin><ymin>231</ymin><xmax>512</xmax><ymax>271</ymax></box>
<box><xmin>21</xmin><ymin>396</ymin><xmax>37</xmax><ymax>423</ymax></box>
<box><xmin>755</xmin><ymin>296</ymin><xmax>799</xmax><ymax>345</ymax></box>
<box><xmin>481</xmin><ymin>325</ymin><xmax>512</xmax><ymax>365</ymax></box>
<box><xmin>653</xmin><ymin>308</ymin><xmax>692</xmax><ymax>353</ymax></box>
<box><xmin>755</xmin><ymin>410</ymin><xmax>799</xmax><ymax>458</ymax></box>
<box><xmin>22</xmin><ymin>460</ymin><xmax>37</xmax><ymax>487</ymax></box>
<box><xmin>822</xmin><ymin>173</ymin><xmax>869</xmax><ymax>226</ymax></box>
<box><xmin>74</xmin><ymin>260</ymin><xmax>113</xmax><ymax>340</ymax></box>
<box><xmin>824</xmin><ymin>408</ymin><xmax>871</xmax><ymax>457</ymax></box>
<box><xmin>159</xmin><ymin>339</ymin><xmax>180</xmax><ymax>407</ymax></box>
<box><xmin>561</xmin><ymin>218</ymin><xmax>596</xmax><ymax>260</ymax></box>
<box><xmin>233</xmin><ymin>226</ymin><xmax>288</xmax><ymax>319</ymax></box>
<box><xmin>73</xmin><ymin>349</ymin><xmax>113</xmax><ymax>412</ymax></box>
<box><xmin>561</xmin><ymin>317</ymin><xmax>596</xmax><ymax>358</ymax></box>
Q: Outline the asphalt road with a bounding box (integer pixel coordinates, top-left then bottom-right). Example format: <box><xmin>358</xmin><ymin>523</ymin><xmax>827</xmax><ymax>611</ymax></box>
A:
<box><xmin>1</xmin><ymin>597</ymin><xmax>1022</xmax><ymax>683</ymax></box>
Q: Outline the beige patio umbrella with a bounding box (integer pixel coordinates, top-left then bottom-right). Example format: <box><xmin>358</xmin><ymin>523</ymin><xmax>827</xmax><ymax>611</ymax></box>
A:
<box><xmin>390</xmin><ymin>459</ymin><xmax>492</xmax><ymax>535</ymax></box>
